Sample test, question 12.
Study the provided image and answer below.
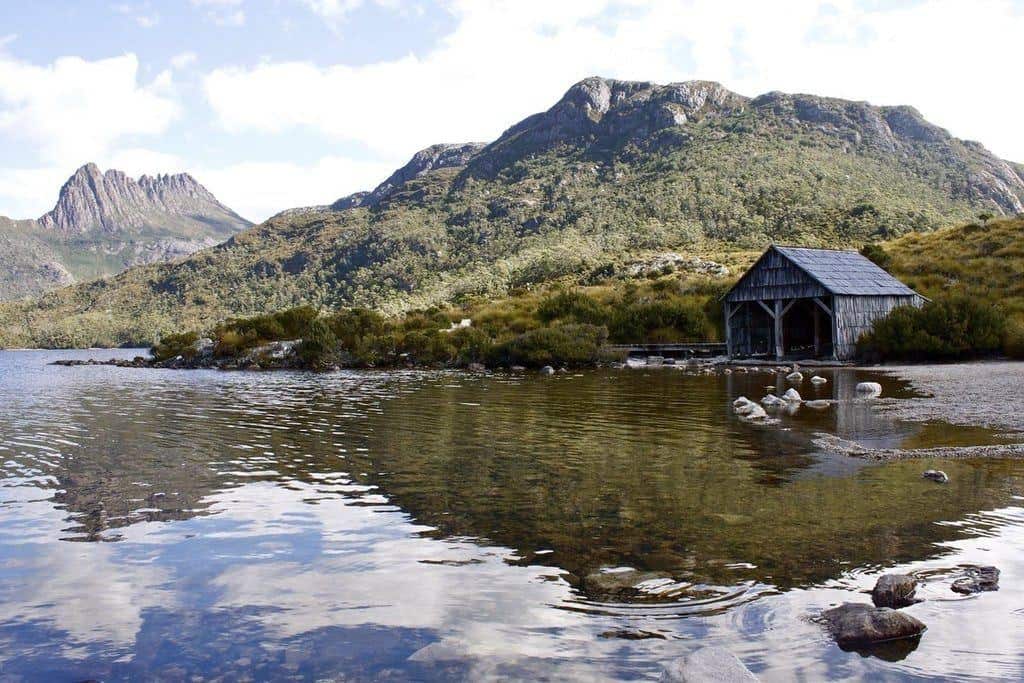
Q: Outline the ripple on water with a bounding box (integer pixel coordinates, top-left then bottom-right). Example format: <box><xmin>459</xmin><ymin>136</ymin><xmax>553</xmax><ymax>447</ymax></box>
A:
<box><xmin>2</xmin><ymin>351</ymin><xmax>1024</xmax><ymax>680</ymax></box>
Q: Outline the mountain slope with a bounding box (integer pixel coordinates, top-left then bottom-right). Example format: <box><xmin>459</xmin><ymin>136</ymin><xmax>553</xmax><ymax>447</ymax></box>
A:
<box><xmin>2</xmin><ymin>77</ymin><xmax>1022</xmax><ymax>348</ymax></box>
<box><xmin>0</xmin><ymin>164</ymin><xmax>251</xmax><ymax>301</ymax></box>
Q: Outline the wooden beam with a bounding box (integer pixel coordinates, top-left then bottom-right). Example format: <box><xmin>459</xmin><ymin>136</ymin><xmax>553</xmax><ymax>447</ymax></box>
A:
<box><xmin>813</xmin><ymin>304</ymin><xmax>821</xmax><ymax>357</ymax></box>
<box><xmin>756</xmin><ymin>299</ymin><xmax>775</xmax><ymax>318</ymax></box>
<box><xmin>781</xmin><ymin>299</ymin><xmax>797</xmax><ymax>317</ymax></box>
<box><xmin>813</xmin><ymin>296</ymin><xmax>833</xmax><ymax>316</ymax></box>
<box><xmin>727</xmin><ymin>301</ymin><xmax>742</xmax><ymax>320</ymax></box>
<box><xmin>774</xmin><ymin>299</ymin><xmax>784</xmax><ymax>359</ymax></box>
<box><xmin>724</xmin><ymin>302</ymin><xmax>733</xmax><ymax>358</ymax></box>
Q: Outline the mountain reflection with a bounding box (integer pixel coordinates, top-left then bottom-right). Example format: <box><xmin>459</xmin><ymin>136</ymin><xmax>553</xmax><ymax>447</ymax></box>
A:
<box><xmin>4</xmin><ymin>362</ymin><xmax>1020</xmax><ymax>590</ymax></box>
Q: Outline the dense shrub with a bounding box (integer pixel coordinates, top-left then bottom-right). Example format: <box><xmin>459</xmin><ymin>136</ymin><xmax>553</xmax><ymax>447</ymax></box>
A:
<box><xmin>297</xmin><ymin>319</ymin><xmax>337</xmax><ymax>370</ymax></box>
<box><xmin>151</xmin><ymin>332</ymin><xmax>199</xmax><ymax>362</ymax></box>
<box><xmin>488</xmin><ymin>324</ymin><xmax>609</xmax><ymax>368</ymax></box>
<box><xmin>858</xmin><ymin>296</ymin><xmax>1006</xmax><ymax>361</ymax></box>
<box><xmin>1004</xmin><ymin>318</ymin><xmax>1024</xmax><ymax>360</ymax></box>
<box><xmin>536</xmin><ymin>290</ymin><xmax>607</xmax><ymax>325</ymax></box>
<box><xmin>608</xmin><ymin>300</ymin><xmax>710</xmax><ymax>343</ymax></box>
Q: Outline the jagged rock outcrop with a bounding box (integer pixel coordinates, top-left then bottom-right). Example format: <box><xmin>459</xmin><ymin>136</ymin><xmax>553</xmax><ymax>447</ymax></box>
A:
<box><xmin>0</xmin><ymin>164</ymin><xmax>250</xmax><ymax>301</ymax></box>
<box><xmin>332</xmin><ymin>142</ymin><xmax>486</xmax><ymax>210</ymax></box>
<box><xmin>36</xmin><ymin>163</ymin><xmax>247</xmax><ymax>235</ymax></box>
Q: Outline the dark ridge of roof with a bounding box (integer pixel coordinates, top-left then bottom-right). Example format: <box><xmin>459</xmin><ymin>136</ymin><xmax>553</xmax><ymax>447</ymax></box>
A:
<box><xmin>772</xmin><ymin>245</ymin><xmax>918</xmax><ymax>296</ymax></box>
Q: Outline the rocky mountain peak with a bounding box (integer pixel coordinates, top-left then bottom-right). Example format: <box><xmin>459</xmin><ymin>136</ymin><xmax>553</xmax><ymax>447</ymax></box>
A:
<box><xmin>464</xmin><ymin>77</ymin><xmax>749</xmax><ymax>179</ymax></box>
<box><xmin>37</xmin><ymin>164</ymin><xmax>245</xmax><ymax>235</ymax></box>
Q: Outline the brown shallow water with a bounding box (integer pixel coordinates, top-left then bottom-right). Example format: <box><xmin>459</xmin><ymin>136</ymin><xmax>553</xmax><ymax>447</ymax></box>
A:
<box><xmin>0</xmin><ymin>350</ymin><xmax>1023</xmax><ymax>680</ymax></box>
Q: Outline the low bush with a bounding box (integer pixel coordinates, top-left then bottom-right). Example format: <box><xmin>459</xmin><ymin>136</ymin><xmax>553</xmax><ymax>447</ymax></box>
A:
<box><xmin>858</xmin><ymin>296</ymin><xmax>1006</xmax><ymax>361</ymax></box>
<box><xmin>297</xmin><ymin>319</ymin><xmax>338</xmax><ymax>370</ymax></box>
<box><xmin>151</xmin><ymin>331</ymin><xmax>199</xmax><ymax>362</ymax></box>
<box><xmin>488</xmin><ymin>324</ymin><xmax>609</xmax><ymax>368</ymax></box>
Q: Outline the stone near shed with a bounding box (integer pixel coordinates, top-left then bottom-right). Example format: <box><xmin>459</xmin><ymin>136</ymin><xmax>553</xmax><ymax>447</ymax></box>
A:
<box><xmin>922</xmin><ymin>470</ymin><xmax>949</xmax><ymax>484</ymax></box>
<box><xmin>761</xmin><ymin>394</ymin><xmax>787</xmax><ymax>408</ymax></box>
<box><xmin>782</xmin><ymin>388</ymin><xmax>802</xmax><ymax>402</ymax></box>
<box><xmin>810</xmin><ymin>375</ymin><xmax>827</xmax><ymax>385</ymax></box>
<box><xmin>659</xmin><ymin>647</ymin><xmax>758</xmax><ymax>682</ymax></box>
<box><xmin>872</xmin><ymin>574</ymin><xmax>919</xmax><ymax>608</ymax></box>
<box><xmin>856</xmin><ymin>381</ymin><xmax>883</xmax><ymax>397</ymax></box>
<box><xmin>540</xmin><ymin>365</ymin><xmax>555</xmax><ymax>376</ymax></box>
<box><xmin>951</xmin><ymin>566</ymin><xmax>999</xmax><ymax>594</ymax></box>
<box><xmin>786</xmin><ymin>371</ymin><xmax>804</xmax><ymax>382</ymax></box>
<box><xmin>804</xmin><ymin>399</ymin><xmax>831</xmax><ymax>410</ymax></box>
<box><xmin>821</xmin><ymin>603</ymin><xmax>926</xmax><ymax>647</ymax></box>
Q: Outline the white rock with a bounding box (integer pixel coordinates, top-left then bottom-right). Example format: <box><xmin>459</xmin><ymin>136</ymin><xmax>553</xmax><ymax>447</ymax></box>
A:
<box><xmin>660</xmin><ymin>647</ymin><xmax>758</xmax><ymax>682</ymax></box>
<box><xmin>810</xmin><ymin>375</ymin><xmax>827</xmax><ymax>385</ymax></box>
<box><xmin>733</xmin><ymin>396</ymin><xmax>752</xmax><ymax>408</ymax></box>
<box><xmin>856</xmin><ymin>382</ymin><xmax>883</xmax><ymax>398</ymax></box>
<box><xmin>786</xmin><ymin>371</ymin><xmax>804</xmax><ymax>382</ymax></box>
<box><xmin>761</xmin><ymin>394</ymin><xmax>787</xmax><ymax>407</ymax></box>
<box><xmin>804</xmin><ymin>399</ymin><xmax>831</xmax><ymax>409</ymax></box>
<box><xmin>782</xmin><ymin>388</ymin><xmax>802</xmax><ymax>402</ymax></box>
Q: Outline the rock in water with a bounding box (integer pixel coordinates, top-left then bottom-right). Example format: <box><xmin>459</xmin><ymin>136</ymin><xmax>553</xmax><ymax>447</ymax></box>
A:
<box><xmin>786</xmin><ymin>371</ymin><xmax>804</xmax><ymax>382</ymax></box>
<box><xmin>782</xmin><ymin>388</ymin><xmax>802</xmax><ymax>402</ymax></box>
<box><xmin>659</xmin><ymin>647</ymin><xmax>758</xmax><ymax>682</ymax></box>
<box><xmin>804</xmin><ymin>399</ymin><xmax>831</xmax><ymax>409</ymax></box>
<box><xmin>922</xmin><ymin>469</ymin><xmax>949</xmax><ymax>484</ymax></box>
<box><xmin>540</xmin><ymin>365</ymin><xmax>555</xmax><ymax>375</ymax></box>
<box><xmin>856</xmin><ymin>381</ymin><xmax>883</xmax><ymax>397</ymax></box>
<box><xmin>872</xmin><ymin>574</ymin><xmax>919</xmax><ymax>608</ymax></box>
<box><xmin>732</xmin><ymin>397</ymin><xmax>767</xmax><ymax>419</ymax></box>
<box><xmin>761</xmin><ymin>394</ymin><xmax>787</xmax><ymax>408</ymax></box>
<box><xmin>810</xmin><ymin>375</ymin><xmax>827</xmax><ymax>385</ymax></box>
<box><xmin>821</xmin><ymin>603</ymin><xmax>926</xmax><ymax>647</ymax></box>
<box><xmin>951</xmin><ymin>566</ymin><xmax>1000</xmax><ymax>594</ymax></box>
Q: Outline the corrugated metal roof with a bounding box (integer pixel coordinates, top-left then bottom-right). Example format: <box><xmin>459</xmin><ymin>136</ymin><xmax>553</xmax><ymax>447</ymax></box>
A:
<box><xmin>772</xmin><ymin>245</ymin><xmax>918</xmax><ymax>296</ymax></box>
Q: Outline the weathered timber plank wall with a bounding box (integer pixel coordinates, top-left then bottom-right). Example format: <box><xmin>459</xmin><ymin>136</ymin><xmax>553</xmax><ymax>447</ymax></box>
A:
<box><xmin>833</xmin><ymin>294</ymin><xmax>924</xmax><ymax>359</ymax></box>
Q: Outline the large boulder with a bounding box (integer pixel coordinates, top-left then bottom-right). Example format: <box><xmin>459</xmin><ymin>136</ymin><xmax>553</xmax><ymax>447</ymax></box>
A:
<box><xmin>872</xmin><ymin>574</ymin><xmax>919</xmax><ymax>608</ymax></box>
<box><xmin>659</xmin><ymin>647</ymin><xmax>758</xmax><ymax>682</ymax></box>
<box><xmin>821</xmin><ymin>603</ymin><xmax>926</xmax><ymax>647</ymax></box>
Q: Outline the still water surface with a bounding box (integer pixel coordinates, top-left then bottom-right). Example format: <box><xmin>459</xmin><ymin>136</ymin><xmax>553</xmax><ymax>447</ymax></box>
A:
<box><xmin>1</xmin><ymin>350</ymin><xmax>1023</xmax><ymax>680</ymax></box>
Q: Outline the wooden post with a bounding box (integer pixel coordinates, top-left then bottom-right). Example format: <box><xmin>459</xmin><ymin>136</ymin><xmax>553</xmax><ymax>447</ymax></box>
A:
<box><xmin>813</xmin><ymin>304</ymin><xmax>821</xmax><ymax>357</ymax></box>
<box><xmin>724</xmin><ymin>302</ymin><xmax>733</xmax><ymax>358</ymax></box>
<box><xmin>774</xmin><ymin>299</ymin><xmax>784</xmax><ymax>360</ymax></box>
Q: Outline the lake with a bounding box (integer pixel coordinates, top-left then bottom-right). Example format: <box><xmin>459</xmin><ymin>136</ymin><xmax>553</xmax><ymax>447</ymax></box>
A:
<box><xmin>1</xmin><ymin>350</ymin><xmax>1023</xmax><ymax>681</ymax></box>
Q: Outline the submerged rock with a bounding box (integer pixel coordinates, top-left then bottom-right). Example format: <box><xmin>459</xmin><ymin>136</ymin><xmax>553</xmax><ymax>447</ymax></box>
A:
<box><xmin>922</xmin><ymin>469</ymin><xmax>949</xmax><ymax>484</ymax></box>
<box><xmin>951</xmin><ymin>566</ymin><xmax>999</xmax><ymax>594</ymax></box>
<box><xmin>782</xmin><ymin>388</ymin><xmax>802</xmax><ymax>402</ymax></box>
<box><xmin>659</xmin><ymin>647</ymin><xmax>758</xmax><ymax>682</ymax></box>
<box><xmin>872</xmin><ymin>574</ymin><xmax>919</xmax><ymax>608</ymax></box>
<box><xmin>856</xmin><ymin>381</ymin><xmax>883</xmax><ymax>398</ymax></box>
<box><xmin>821</xmin><ymin>603</ymin><xmax>926</xmax><ymax>647</ymax></box>
<box><xmin>583</xmin><ymin>568</ymin><xmax>670</xmax><ymax>599</ymax></box>
<box><xmin>804</xmin><ymin>399</ymin><xmax>831</xmax><ymax>410</ymax></box>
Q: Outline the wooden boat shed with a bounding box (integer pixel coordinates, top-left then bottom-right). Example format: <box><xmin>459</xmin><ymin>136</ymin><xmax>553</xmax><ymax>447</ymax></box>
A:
<box><xmin>723</xmin><ymin>245</ymin><xmax>925</xmax><ymax>360</ymax></box>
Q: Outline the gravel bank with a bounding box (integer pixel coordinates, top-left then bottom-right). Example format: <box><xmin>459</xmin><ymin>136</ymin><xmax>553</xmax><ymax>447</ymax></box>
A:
<box><xmin>874</xmin><ymin>361</ymin><xmax>1024</xmax><ymax>433</ymax></box>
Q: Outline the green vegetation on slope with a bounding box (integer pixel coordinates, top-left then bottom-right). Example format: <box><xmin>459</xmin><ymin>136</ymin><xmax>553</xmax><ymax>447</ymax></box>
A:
<box><xmin>1</xmin><ymin>78</ymin><xmax>1022</xmax><ymax>348</ymax></box>
<box><xmin>858</xmin><ymin>216</ymin><xmax>1024</xmax><ymax>359</ymax></box>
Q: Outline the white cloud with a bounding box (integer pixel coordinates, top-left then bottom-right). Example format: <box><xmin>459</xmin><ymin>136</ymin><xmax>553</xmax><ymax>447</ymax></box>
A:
<box><xmin>194</xmin><ymin>155</ymin><xmax>398</xmax><ymax>221</ymax></box>
<box><xmin>113</xmin><ymin>2</ymin><xmax>160</xmax><ymax>28</ymax></box>
<box><xmin>170</xmin><ymin>51</ymin><xmax>198</xmax><ymax>70</ymax></box>
<box><xmin>203</xmin><ymin>0</ymin><xmax>1024</xmax><ymax>163</ymax></box>
<box><xmin>0</xmin><ymin>53</ymin><xmax>179</xmax><ymax>165</ymax></box>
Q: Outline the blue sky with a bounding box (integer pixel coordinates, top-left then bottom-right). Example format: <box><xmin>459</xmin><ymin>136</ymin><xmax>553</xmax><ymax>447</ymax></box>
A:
<box><xmin>1</xmin><ymin>0</ymin><xmax>1023</xmax><ymax>221</ymax></box>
